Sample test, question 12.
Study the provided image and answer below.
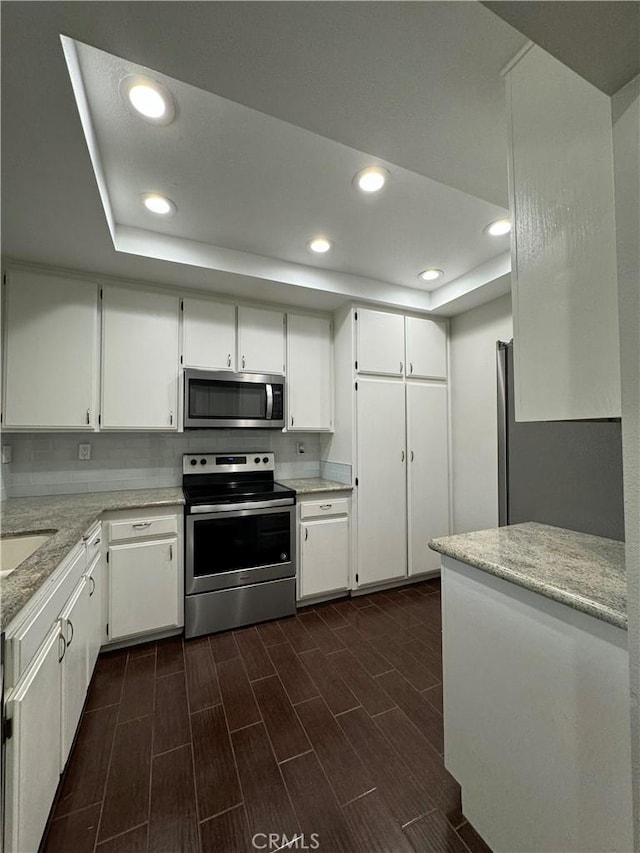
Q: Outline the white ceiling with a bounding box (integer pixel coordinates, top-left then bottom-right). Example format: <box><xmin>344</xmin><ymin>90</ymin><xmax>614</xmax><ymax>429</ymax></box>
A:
<box><xmin>1</xmin><ymin>2</ymin><xmax>530</xmax><ymax>314</ymax></box>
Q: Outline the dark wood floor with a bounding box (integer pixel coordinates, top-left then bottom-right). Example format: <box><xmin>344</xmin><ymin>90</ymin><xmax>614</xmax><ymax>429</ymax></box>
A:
<box><xmin>41</xmin><ymin>579</ymin><xmax>492</xmax><ymax>853</ymax></box>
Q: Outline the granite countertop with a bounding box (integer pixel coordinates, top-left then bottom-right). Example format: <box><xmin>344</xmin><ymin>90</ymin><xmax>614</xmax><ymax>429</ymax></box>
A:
<box><xmin>1</xmin><ymin>487</ymin><xmax>185</xmax><ymax>631</ymax></box>
<box><xmin>429</xmin><ymin>522</ymin><xmax>626</xmax><ymax>630</ymax></box>
<box><xmin>278</xmin><ymin>478</ymin><xmax>353</xmax><ymax>494</ymax></box>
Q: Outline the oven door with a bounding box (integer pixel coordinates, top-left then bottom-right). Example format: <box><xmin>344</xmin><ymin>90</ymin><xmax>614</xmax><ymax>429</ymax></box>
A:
<box><xmin>186</xmin><ymin>505</ymin><xmax>296</xmax><ymax>594</ymax></box>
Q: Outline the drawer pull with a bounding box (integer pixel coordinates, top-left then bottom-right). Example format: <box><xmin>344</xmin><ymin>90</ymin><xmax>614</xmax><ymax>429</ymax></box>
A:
<box><xmin>58</xmin><ymin>632</ymin><xmax>67</xmax><ymax>663</ymax></box>
<box><xmin>89</xmin><ymin>576</ymin><xmax>96</xmax><ymax>597</ymax></box>
<box><xmin>305</xmin><ymin>528</ymin><xmax>308</xmax><ymax>541</ymax></box>
<box><xmin>242</xmin><ymin>355</ymin><xmax>246</xmax><ymax>369</ymax></box>
<box><xmin>169</xmin><ymin>544</ymin><xmax>173</xmax><ymax>561</ymax></box>
<box><xmin>86</xmin><ymin>408</ymin><xmax>91</xmax><ymax>424</ymax></box>
<box><xmin>67</xmin><ymin>619</ymin><xmax>74</xmax><ymax>647</ymax></box>
<box><xmin>133</xmin><ymin>522</ymin><xmax>152</xmax><ymax>529</ymax></box>
<box><xmin>319</xmin><ymin>504</ymin><xmax>332</xmax><ymax>510</ymax></box>
<box><xmin>410</xmin><ymin>450</ymin><xmax>414</xmax><ymax>462</ymax></box>
<box><xmin>93</xmin><ymin>537</ymin><xmax>101</xmax><ymax>546</ymax></box>
<box><xmin>401</xmin><ymin>450</ymin><xmax>405</xmax><ymax>462</ymax></box>
<box><xmin>410</xmin><ymin>362</ymin><xmax>414</xmax><ymax>374</ymax></box>
<box><xmin>227</xmin><ymin>353</ymin><xmax>232</xmax><ymax>367</ymax></box>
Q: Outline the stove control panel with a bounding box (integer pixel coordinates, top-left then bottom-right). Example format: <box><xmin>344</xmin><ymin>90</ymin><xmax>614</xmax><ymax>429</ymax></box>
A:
<box><xmin>183</xmin><ymin>453</ymin><xmax>275</xmax><ymax>474</ymax></box>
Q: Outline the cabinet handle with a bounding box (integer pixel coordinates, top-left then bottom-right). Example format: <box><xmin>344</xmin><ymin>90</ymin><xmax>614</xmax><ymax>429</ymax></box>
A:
<box><xmin>133</xmin><ymin>521</ymin><xmax>152</xmax><ymax>529</ymax></box>
<box><xmin>291</xmin><ymin>415</ymin><xmax>294</xmax><ymax>427</ymax></box>
<box><xmin>86</xmin><ymin>408</ymin><xmax>91</xmax><ymax>424</ymax></box>
<box><xmin>411</xmin><ymin>450</ymin><xmax>414</xmax><ymax>462</ymax></box>
<box><xmin>305</xmin><ymin>528</ymin><xmax>308</xmax><ymax>541</ymax></box>
<box><xmin>401</xmin><ymin>450</ymin><xmax>405</xmax><ymax>462</ymax></box>
<box><xmin>320</xmin><ymin>504</ymin><xmax>332</xmax><ymax>510</ymax></box>
<box><xmin>400</xmin><ymin>362</ymin><xmax>403</xmax><ymax>373</ymax></box>
<box><xmin>58</xmin><ymin>631</ymin><xmax>67</xmax><ymax>663</ymax></box>
<box><xmin>410</xmin><ymin>363</ymin><xmax>413</xmax><ymax>374</ymax></box>
<box><xmin>67</xmin><ymin>619</ymin><xmax>74</xmax><ymax>647</ymax></box>
<box><xmin>169</xmin><ymin>544</ymin><xmax>173</xmax><ymax>561</ymax></box>
<box><xmin>242</xmin><ymin>355</ymin><xmax>246</xmax><ymax>369</ymax></box>
<box><xmin>89</xmin><ymin>575</ymin><xmax>96</xmax><ymax>597</ymax></box>
<box><xmin>169</xmin><ymin>412</ymin><xmax>174</xmax><ymax>425</ymax></box>
<box><xmin>227</xmin><ymin>353</ymin><xmax>232</xmax><ymax>367</ymax></box>
<box><xmin>93</xmin><ymin>537</ymin><xmax>101</xmax><ymax>546</ymax></box>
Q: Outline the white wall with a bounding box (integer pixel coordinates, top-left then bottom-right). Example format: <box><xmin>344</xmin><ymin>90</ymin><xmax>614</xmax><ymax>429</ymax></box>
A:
<box><xmin>613</xmin><ymin>74</ymin><xmax>640</xmax><ymax>849</ymax></box>
<box><xmin>449</xmin><ymin>293</ymin><xmax>513</xmax><ymax>533</ymax></box>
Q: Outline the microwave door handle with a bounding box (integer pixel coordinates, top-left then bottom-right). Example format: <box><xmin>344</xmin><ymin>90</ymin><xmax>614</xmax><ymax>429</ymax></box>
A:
<box><xmin>265</xmin><ymin>384</ymin><xmax>274</xmax><ymax>419</ymax></box>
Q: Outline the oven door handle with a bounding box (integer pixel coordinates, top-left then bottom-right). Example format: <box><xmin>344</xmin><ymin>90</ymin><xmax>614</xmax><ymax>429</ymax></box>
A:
<box><xmin>190</xmin><ymin>498</ymin><xmax>294</xmax><ymax>514</ymax></box>
<box><xmin>265</xmin><ymin>384</ymin><xmax>274</xmax><ymax>420</ymax></box>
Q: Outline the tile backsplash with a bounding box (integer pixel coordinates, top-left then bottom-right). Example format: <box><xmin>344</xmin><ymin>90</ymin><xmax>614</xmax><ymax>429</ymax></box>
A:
<box><xmin>1</xmin><ymin>431</ymin><xmax>322</xmax><ymax>498</ymax></box>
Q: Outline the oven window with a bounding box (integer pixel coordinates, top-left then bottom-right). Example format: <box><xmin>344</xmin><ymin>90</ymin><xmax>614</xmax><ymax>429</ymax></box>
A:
<box><xmin>192</xmin><ymin>512</ymin><xmax>291</xmax><ymax>575</ymax></box>
<box><xmin>189</xmin><ymin>379</ymin><xmax>266</xmax><ymax>420</ymax></box>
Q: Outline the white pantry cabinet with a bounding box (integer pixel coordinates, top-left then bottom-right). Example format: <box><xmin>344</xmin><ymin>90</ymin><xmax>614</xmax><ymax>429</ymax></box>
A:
<box><xmin>505</xmin><ymin>45</ymin><xmax>621</xmax><ymax>421</ymax></box>
<box><xmin>101</xmin><ymin>285</ymin><xmax>179</xmax><ymax>430</ymax></box>
<box><xmin>106</xmin><ymin>508</ymin><xmax>182</xmax><ymax>642</ymax></box>
<box><xmin>238</xmin><ymin>305</ymin><xmax>285</xmax><ymax>375</ymax></box>
<box><xmin>182</xmin><ymin>296</ymin><xmax>236</xmax><ymax>371</ymax></box>
<box><xmin>298</xmin><ymin>496</ymin><xmax>350</xmax><ymax>600</ymax></box>
<box><xmin>4</xmin><ymin>624</ymin><xmax>63</xmax><ymax>853</ymax></box>
<box><xmin>407</xmin><ymin>382</ymin><xmax>450</xmax><ymax>575</ymax></box>
<box><xmin>2</xmin><ymin>270</ymin><xmax>98</xmax><ymax>429</ymax></box>
<box><xmin>356</xmin><ymin>308</ymin><xmax>405</xmax><ymax>376</ymax></box>
<box><xmin>287</xmin><ymin>313</ymin><xmax>333</xmax><ymax>431</ymax></box>
<box><xmin>356</xmin><ymin>378</ymin><xmax>408</xmax><ymax>586</ymax></box>
<box><xmin>405</xmin><ymin>316</ymin><xmax>447</xmax><ymax>380</ymax></box>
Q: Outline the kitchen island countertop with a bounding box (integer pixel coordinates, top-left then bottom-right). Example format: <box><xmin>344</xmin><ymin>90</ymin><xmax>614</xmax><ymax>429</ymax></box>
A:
<box><xmin>278</xmin><ymin>478</ymin><xmax>353</xmax><ymax>494</ymax></box>
<box><xmin>429</xmin><ymin>521</ymin><xmax>626</xmax><ymax>629</ymax></box>
<box><xmin>1</xmin><ymin>487</ymin><xmax>185</xmax><ymax>630</ymax></box>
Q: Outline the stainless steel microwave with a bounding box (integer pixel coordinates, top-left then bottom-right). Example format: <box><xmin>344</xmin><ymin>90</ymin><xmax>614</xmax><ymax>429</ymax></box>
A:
<box><xmin>183</xmin><ymin>369</ymin><xmax>285</xmax><ymax>429</ymax></box>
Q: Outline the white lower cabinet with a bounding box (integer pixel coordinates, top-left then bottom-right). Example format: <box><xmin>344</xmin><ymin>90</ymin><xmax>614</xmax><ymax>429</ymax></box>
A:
<box><xmin>105</xmin><ymin>507</ymin><xmax>182</xmax><ymax>642</ymax></box>
<box><xmin>356</xmin><ymin>378</ymin><xmax>408</xmax><ymax>586</ymax></box>
<box><xmin>85</xmin><ymin>555</ymin><xmax>103</xmax><ymax>678</ymax></box>
<box><xmin>59</xmin><ymin>576</ymin><xmax>92</xmax><ymax>765</ymax></box>
<box><xmin>4</xmin><ymin>624</ymin><xmax>63</xmax><ymax>853</ymax></box>
<box><xmin>298</xmin><ymin>496</ymin><xmax>351</xmax><ymax>600</ymax></box>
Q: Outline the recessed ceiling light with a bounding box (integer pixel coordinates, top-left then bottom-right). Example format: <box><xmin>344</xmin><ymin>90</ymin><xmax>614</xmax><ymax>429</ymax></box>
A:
<box><xmin>485</xmin><ymin>218</ymin><xmax>511</xmax><ymax>236</ymax></box>
<box><xmin>308</xmin><ymin>237</ymin><xmax>332</xmax><ymax>254</ymax></box>
<box><xmin>141</xmin><ymin>193</ymin><xmax>176</xmax><ymax>216</ymax></box>
<box><xmin>418</xmin><ymin>268</ymin><xmax>444</xmax><ymax>282</ymax></box>
<box><xmin>121</xmin><ymin>76</ymin><xmax>176</xmax><ymax>125</ymax></box>
<box><xmin>354</xmin><ymin>166</ymin><xmax>389</xmax><ymax>193</ymax></box>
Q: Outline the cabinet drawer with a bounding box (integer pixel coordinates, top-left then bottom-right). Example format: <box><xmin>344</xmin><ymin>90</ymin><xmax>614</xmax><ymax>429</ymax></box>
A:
<box><xmin>300</xmin><ymin>498</ymin><xmax>349</xmax><ymax>519</ymax></box>
<box><xmin>108</xmin><ymin>515</ymin><xmax>178</xmax><ymax>542</ymax></box>
<box><xmin>84</xmin><ymin>522</ymin><xmax>102</xmax><ymax>564</ymax></box>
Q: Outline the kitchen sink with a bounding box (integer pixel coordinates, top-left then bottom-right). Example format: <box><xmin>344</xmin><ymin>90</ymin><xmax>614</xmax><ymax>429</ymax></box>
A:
<box><xmin>0</xmin><ymin>533</ymin><xmax>54</xmax><ymax>578</ymax></box>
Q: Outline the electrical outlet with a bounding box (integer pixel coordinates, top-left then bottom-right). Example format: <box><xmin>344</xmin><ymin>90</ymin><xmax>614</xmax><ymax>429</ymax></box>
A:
<box><xmin>296</xmin><ymin>441</ymin><xmax>305</xmax><ymax>455</ymax></box>
<box><xmin>1</xmin><ymin>445</ymin><xmax>12</xmax><ymax>464</ymax></box>
<box><xmin>78</xmin><ymin>443</ymin><xmax>91</xmax><ymax>461</ymax></box>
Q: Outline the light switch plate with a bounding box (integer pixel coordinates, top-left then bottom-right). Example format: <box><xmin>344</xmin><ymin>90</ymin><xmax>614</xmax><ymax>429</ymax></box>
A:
<box><xmin>78</xmin><ymin>443</ymin><xmax>91</xmax><ymax>461</ymax></box>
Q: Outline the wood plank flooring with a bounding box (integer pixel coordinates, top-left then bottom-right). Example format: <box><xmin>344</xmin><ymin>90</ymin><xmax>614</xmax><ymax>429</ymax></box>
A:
<box><xmin>41</xmin><ymin>578</ymin><xmax>492</xmax><ymax>853</ymax></box>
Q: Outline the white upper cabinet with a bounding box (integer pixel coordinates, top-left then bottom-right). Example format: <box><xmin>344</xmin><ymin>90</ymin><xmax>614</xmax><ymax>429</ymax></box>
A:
<box><xmin>287</xmin><ymin>313</ymin><xmax>332</xmax><ymax>431</ymax></box>
<box><xmin>182</xmin><ymin>297</ymin><xmax>236</xmax><ymax>371</ymax></box>
<box><xmin>506</xmin><ymin>45</ymin><xmax>621</xmax><ymax>421</ymax></box>
<box><xmin>101</xmin><ymin>286</ymin><xmax>179</xmax><ymax>430</ymax></box>
<box><xmin>356</xmin><ymin>308</ymin><xmax>405</xmax><ymax>376</ymax></box>
<box><xmin>405</xmin><ymin>316</ymin><xmax>447</xmax><ymax>380</ymax></box>
<box><xmin>3</xmin><ymin>270</ymin><xmax>98</xmax><ymax>429</ymax></box>
<box><xmin>238</xmin><ymin>306</ymin><xmax>285</xmax><ymax>375</ymax></box>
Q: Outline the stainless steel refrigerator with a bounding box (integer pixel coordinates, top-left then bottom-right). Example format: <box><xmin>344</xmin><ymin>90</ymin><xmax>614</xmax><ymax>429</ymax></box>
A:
<box><xmin>497</xmin><ymin>340</ymin><xmax>625</xmax><ymax>541</ymax></box>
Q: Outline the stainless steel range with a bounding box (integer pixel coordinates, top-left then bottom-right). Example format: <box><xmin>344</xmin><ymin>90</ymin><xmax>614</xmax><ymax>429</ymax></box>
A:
<box><xmin>183</xmin><ymin>453</ymin><xmax>296</xmax><ymax>638</ymax></box>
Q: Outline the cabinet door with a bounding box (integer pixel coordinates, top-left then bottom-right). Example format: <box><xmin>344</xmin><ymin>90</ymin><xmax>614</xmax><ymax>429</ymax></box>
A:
<box><xmin>102</xmin><ymin>286</ymin><xmax>179</xmax><ymax>429</ymax></box>
<box><xmin>183</xmin><ymin>297</ymin><xmax>236</xmax><ymax>371</ymax></box>
<box><xmin>300</xmin><ymin>517</ymin><xmax>349</xmax><ymax>598</ymax></box>
<box><xmin>356</xmin><ymin>309</ymin><xmax>405</xmax><ymax>376</ymax></box>
<box><xmin>85</xmin><ymin>555</ymin><xmax>103</xmax><ymax>684</ymax></box>
<box><xmin>59</xmin><ymin>578</ymin><xmax>91</xmax><ymax>766</ymax></box>
<box><xmin>507</xmin><ymin>46</ymin><xmax>620</xmax><ymax>420</ymax></box>
<box><xmin>4</xmin><ymin>624</ymin><xmax>63</xmax><ymax>853</ymax></box>
<box><xmin>407</xmin><ymin>382</ymin><xmax>450</xmax><ymax>576</ymax></box>
<box><xmin>287</xmin><ymin>314</ymin><xmax>332</xmax><ymax>430</ymax></box>
<box><xmin>109</xmin><ymin>539</ymin><xmax>180</xmax><ymax>640</ymax></box>
<box><xmin>356</xmin><ymin>378</ymin><xmax>407</xmax><ymax>586</ymax></box>
<box><xmin>405</xmin><ymin>316</ymin><xmax>447</xmax><ymax>380</ymax></box>
<box><xmin>238</xmin><ymin>306</ymin><xmax>285</xmax><ymax>375</ymax></box>
<box><xmin>3</xmin><ymin>270</ymin><xmax>98</xmax><ymax>429</ymax></box>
